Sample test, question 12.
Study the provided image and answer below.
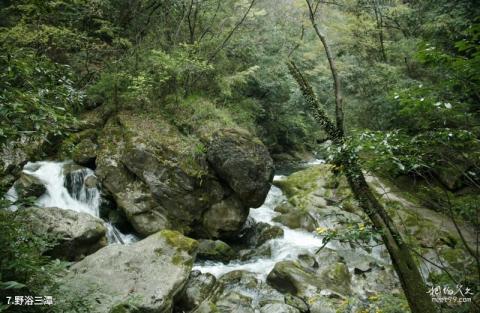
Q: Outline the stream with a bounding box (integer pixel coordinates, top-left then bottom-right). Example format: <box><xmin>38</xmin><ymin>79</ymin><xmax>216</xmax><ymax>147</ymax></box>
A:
<box><xmin>193</xmin><ymin>180</ymin><xmax>327</xmax><ymax>279</ymax></box>
<box><xmin>6</xmin><ymin>161</ymin><xmax>136</xmax><ymax>244</ymax></box>
<box><xmin>6</xmin><ymin>159</ymin><xmax>389</xmax><ymax>281</ymax></box>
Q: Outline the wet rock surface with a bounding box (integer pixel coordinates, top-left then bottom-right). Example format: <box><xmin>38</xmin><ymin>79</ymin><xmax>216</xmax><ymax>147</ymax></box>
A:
<box><xmin>207</xmin><ymin>128</ymin><xmax>275</xmax><ymax>208</ymax></box>
<box><xmin>197</xmin><ymin>239</ymin><xmax>238</xmax><ymax>263</ymax></box>
<box><xmin>175</xmin><ymin>270</ymin><xmax>302</xmax><ymax>313</ymax></box>
<box><xmin>191</xmin><ymin>164</ymin><xmax>475</xmax><ymax>313</ymax></box>
<box><xmin>12</xmin><ymin>172</ymin><xmax>46</xmax><ymax>199</ymax></box>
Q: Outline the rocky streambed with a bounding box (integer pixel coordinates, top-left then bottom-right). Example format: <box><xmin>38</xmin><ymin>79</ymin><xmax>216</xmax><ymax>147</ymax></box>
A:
<box><xmin>6</xmin><ymin>158</ymin><xmax>474</xmax><ymax>312</ymax></box>
<box><xmin>2</xmin><ymin>109</ymin><xmax>475</xmax><ymax>313</ymax></box>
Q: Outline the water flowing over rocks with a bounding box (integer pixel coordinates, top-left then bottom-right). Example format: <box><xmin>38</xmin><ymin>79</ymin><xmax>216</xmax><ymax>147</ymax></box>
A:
<box><xmin>192</xmin><ymin>163</ymin><xmax>475</xmax><ymax>312</ymax></box>
<box><xmin>16</xmin><ymin>206</ymin><xmax>107</xmax><ymax>261</ymax></box>
<box><xmin>5</xmin><ymin>160</ymin><xmax>136</xmax><ymax>245</ymax></box>
<box><xmin>3</xmin><ymin>135</ymin><xmax>475</xmax><ymax>313</ymax></box>
<box><xmin>58</xmin><ymin>230</ymin><xmax>197</xmax><ymax>313</ymax></box>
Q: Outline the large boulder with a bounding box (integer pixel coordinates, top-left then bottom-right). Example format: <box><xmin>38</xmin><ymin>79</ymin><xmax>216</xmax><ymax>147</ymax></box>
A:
<box><xmin>0</xmin><ymin>136</ymin><xmax>45</xmax><ymax>190</ymax></box>
<box><xmin>95</xmin><ymin>112</ymin><xmax>273</xmax><ymax>240</ymax></box>
<box><xmin>207</xmin><ymin>128</ymin><xmax>274</xmax><ymax>208</ymax></box>
<box><xmin>272</xmin><ymin>211</ymin><xmax>317</xmax><ymax>232</ymax></box>
<box><xmin>72</xmin><ymin>138</ymin><xmax>97</xmax><ymax>167</ymax></box>
<box><xmin>267</xmin><ymin>258</ymin><xmax>352</xmax><ymax>300</ymax></box>
<box><xmin>12</xmin><ymin>172</ymin><xmax>46</xmax><ymax>199</ymax></box>
<box><xmin>201</xmin><ymin>196</ymin><xmax>248</xmax><ymax>239</ymax></box>
<box><xmin>59</xmin><ymin>230</ymin><xmax>197</xmax><ymax>313</ymax></box>
<box><xmin>17</xmin><ymin>207</ymin><xmax>107</xmax><ymax>261</ymax></box>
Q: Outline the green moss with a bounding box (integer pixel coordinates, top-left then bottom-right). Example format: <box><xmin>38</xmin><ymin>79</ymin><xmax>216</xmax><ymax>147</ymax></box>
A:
<box><xmin>160</xmin><ymin>230</ymin><xmax>198</xmax><ymax>253</ymax></box>
<box><xmin>171</xmin><ymin>253</ymin><xmax>184</xmax><ymax>266</ymax></box>
<box><xmin>163</xmin><ymin>95</ymin><xmax>241</xmax><ymax>140</ymax></box>
<box><xmin>208</xmin><ymin>301</ymin><xmax>219</xmax><ymax>313</ymax></box>
<box><xmin>440</xmin><ymin>247</ymin><xmax>466</xmax><ymax>267</ymax></box>
<box><xmin>274</xmin><ymin>165</ymin><xmax>334</xmax><ymax>209</ymax></box>
<box><xmin>332</xmin><ymin>262</ymin><xmax>350</xmax><ymax>281</ymax></box>
<box><xmin>109</xmin><ymin>303</ymin><xmax>136</xmax><ymax>313</ymax></box>
<box><xmin>117</xmin><ymin>110</ymin><xmax>209</xmax><ymax>179</ymax></box>
<box><xmin>58</xmin><ymin>129</ymin><xmax>98</xmax><ymax>159</ymax></box>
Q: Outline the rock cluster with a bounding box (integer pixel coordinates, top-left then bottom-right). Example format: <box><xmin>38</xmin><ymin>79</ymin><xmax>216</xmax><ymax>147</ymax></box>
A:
<box><xmin>88</xmin><ymin>111</ymin><xmax>273</xmax><ymax>239</ymax></box>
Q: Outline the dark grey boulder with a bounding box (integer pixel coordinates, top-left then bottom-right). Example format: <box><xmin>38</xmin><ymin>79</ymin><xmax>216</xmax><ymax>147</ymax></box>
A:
<box><xmin>207</xmin><ymin>128</ymin><xmax>274</xmax><ymax>208</ymax></box>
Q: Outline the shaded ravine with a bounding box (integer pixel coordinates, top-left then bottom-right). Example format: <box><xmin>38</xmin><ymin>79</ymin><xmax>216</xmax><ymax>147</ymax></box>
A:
<box><xmin>6</xmin><ymin>161</ymin><xmax>136</xmax><ymax>244</ymax></box>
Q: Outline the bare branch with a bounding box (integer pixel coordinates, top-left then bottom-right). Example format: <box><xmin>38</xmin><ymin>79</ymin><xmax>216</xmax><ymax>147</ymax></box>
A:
<box><xmin>305</xmin><ymin>0</ymin><xmax>345</xmax><ymax>136</ymax></box>
<box><xmin>208</xmin><ymin>0</ymin><xmax>256</xmax><ymax>63</ymax></box>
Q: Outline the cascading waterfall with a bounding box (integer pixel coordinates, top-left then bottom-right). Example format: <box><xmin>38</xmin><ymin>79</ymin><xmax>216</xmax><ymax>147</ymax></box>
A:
<box><xmin>194</xmin><ymin>172</ymin><xmax>388</xmax><ymax>280</ymax></box>
<box><xmin>8</xmin><ymin>161</ymin><xmax>136</xmax><ymax>244</ymax></box>
<box><xmin>7</xmin><ymin>159</ymin><xmax>390</xmax><ymax>279</ymax></box>
<box><xmin>193</xmin><ymin>181</ymin><xmax>326</xmax><ymax>279</ymax></box>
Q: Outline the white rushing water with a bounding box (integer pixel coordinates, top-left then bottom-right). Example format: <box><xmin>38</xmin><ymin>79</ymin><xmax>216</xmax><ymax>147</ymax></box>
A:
<box><xmin>194</xmin><ymin>170</ymin><xmax>389</xmax><ymax>280</ymax></box>
<box><xmin>7</xmin><ymin>161</ymin><xmax>136</xmax><ymax>244</ymax></box>
<box><xmin>194</xmin><ymin>176</ymin><xmax>330</xmax><ymax>279</ymax></box>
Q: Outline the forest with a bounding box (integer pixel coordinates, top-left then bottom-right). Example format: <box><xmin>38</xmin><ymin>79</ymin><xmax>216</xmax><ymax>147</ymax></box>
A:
<box><xmin>0</xmin><ymin>0</ymin><xmax>479</xmax><ymax>313</ymax></box>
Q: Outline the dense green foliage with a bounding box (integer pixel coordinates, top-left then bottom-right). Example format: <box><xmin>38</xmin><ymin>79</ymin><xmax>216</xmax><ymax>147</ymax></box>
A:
<box><xmin>0</xmin><ymin>208</ymin><xmax>86</xmax><ymax>313</ymax></box>
<box><xmin>1</xmin><ymin>0</ymin><xmax>479</xmax><ymax>312</ymax></box>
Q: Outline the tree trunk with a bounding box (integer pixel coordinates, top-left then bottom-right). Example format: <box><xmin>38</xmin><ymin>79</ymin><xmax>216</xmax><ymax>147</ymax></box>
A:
<box><xmin>306</xmin><ymin>0</ymin><xmax>344</xmax><ymax>136</ymax></box>
<box><xmin>287</xmin><ymin>60</ymin><xmax>437</xmax><ymax>313</ymax></box>
<box><xmin>373</xmin><ymin>0</ymin><xmax>388</xmax><ymax>62</ymax></box>
<box><xmin>344</xmin><ymin>161</ymin><xmax>435</xmax><ymax>313</ymax></box>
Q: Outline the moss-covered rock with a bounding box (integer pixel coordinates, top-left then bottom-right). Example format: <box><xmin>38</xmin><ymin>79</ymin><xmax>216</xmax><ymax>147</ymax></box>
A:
<box><xmin>174</xmin><ymin>270</ymin><xmax>217</xmax><ymax>312</ymax></box>
<box><xmin>94</xmin><ymin>110</ymin><xmax>273</xmax><ymax>240</ymax></box>
<box><xmin>57</xmin><ymin>129</ymin><xmax>98</xmax><ymax>162</ymax></box>
<box><xmin>197</xmin><ymin>239</ymin><xmax>237</xmax><ymax>263</ymax></box>
<box><xmin>272</xmin><ymin>211</ymin><xmax>317</xmax><ymax>232</ymax></box>
<box><xmin>273</xmin><ymin>165</ymin><xmax>332</xmax><ymax>207</ymax></box>
<box><xmin>72</xmin><ymin>138</ymin><xmax>97</xmax><ymax>166</ymax></box>
<box><xmin>58</xmin><ymin>230</ymin><xmax>197</xmax><ymax>313</ymax></box>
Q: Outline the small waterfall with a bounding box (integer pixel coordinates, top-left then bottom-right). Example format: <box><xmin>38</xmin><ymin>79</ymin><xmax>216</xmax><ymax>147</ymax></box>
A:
<box><xmin>193</xmin><ymin>182</ymin><xmax>326</xmax><ymax>279</ymax></box>
<box><xmin>63</xmin><ymin>165</ymin><xmax>100</xmax><ymax>217</ymax></box>
<box><xmin>194</xmin><ymin>172</ymin><xmax>388</xmax><ymax>279</ymax></box>
<box><xmin>9</xmin><ymin>161</ymin><xmax>136</xmax><ymax>245</ymax></box>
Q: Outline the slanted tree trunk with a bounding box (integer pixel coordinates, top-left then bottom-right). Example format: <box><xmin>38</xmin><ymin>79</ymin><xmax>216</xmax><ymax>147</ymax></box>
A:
<box><xmin>287</xmin><ymin>59</ymin><xmax>436</xmax><ymax>313</ymax></box>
